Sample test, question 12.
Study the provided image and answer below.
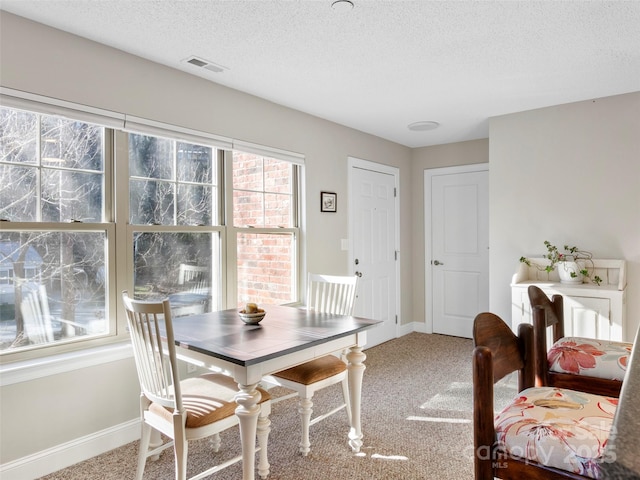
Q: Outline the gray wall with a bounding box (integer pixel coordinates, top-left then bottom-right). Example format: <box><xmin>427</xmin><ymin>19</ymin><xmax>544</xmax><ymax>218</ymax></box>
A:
<box><xmin>489</xmin><ymin>92</ymin><xmax>640</xmax><ymax>341</ymax></box>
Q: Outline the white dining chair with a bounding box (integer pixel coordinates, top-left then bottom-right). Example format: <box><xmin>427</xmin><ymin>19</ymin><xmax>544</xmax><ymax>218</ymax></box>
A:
<box><xmin>170</xmin><ymin>264</ymin><xmax>211</xmax><ymax>317</ymax></box>
<box><xmin>178</xmin><ymin>264</ymin><xmax>209</xmax><ymax>295</ymax></box>
<box><xmin>122</xmin><ymin>291</ymin><xmax>272</xmax><ymax>480</ymax></box>
<box><xmin>21</xmin><ymin>284</ymin><xmax>84</xmax><ymax>344</ymax></box>
<box><xmin>271</xmin><ymin>273</ymin><xmax>359</xmax><ymax>456</ymax></box>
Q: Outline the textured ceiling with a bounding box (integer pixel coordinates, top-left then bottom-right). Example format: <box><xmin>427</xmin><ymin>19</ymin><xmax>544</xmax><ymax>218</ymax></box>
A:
<box><xmin>2</xmin><ymin>0</ymin><xmax>640</xmax><ymax>148</ymax></box>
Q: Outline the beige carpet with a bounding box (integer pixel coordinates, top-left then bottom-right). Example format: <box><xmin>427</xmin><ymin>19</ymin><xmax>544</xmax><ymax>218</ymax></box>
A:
<box><xmin>39</xmin><ymin>332</ymin><xmax>517</xmax><ymax>480</ymax></box>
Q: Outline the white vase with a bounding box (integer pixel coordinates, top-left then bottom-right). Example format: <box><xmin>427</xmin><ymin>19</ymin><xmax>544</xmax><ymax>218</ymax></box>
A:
<box><xmin>557</xmin><ymin>261</ymin><xmax>584</xmax><ymax>284</ymax></box>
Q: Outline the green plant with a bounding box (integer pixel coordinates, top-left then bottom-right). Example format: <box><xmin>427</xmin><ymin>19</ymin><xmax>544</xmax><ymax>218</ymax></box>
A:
<box><xmin>520</xmin><ymin>241</ymin><xmax>603</xmax><ymax>285</ymax></box>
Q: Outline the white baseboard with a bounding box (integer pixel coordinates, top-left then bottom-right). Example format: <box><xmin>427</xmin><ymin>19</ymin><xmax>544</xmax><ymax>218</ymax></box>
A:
<box><xmin>399</xmin><ymin>321</ymin><xmax>428</xmax><ymax>336</ymax></box>
<box><xmin>0</xmin><ymin>419</ymin><xmax>140</xmax><ymax>480</ymax></box>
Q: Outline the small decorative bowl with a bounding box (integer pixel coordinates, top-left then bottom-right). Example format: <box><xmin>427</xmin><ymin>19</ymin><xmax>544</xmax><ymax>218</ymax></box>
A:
<box><xmin>238</xmin><ymin>310</ymin><xmax>266</xmax><ymax>325</ymax></box>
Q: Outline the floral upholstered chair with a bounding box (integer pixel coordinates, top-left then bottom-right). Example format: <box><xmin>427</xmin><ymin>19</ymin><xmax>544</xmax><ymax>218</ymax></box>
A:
<box><xmin>528</xmin><ymin>285</ymin><xmax>632</xmax><ymax>397</ymax></box>
<box><xmin>473</xmin><ymin>312</ymin><xmax>619</xmax><ymax>480</ymax></box>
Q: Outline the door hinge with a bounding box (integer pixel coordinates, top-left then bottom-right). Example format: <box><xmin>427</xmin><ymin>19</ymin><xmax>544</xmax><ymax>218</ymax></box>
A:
<box><xmin>395</xmin><ymin>314</ymin><xmax>398</xmax><ymax>324</ymax></box>
<box><xmin>394</xmin><ymin>187</ymin><xmax>397</xmax><ymax>197</ymax></box>
<box><xmin>394</xmin><ymin>250</ymin><xmax>398</xmax><ymax>261</ymax></box>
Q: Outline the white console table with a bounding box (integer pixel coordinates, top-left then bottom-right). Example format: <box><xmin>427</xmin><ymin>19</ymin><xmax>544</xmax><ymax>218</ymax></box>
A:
<box><xmin>511</xmin><ymin>258</ymin><xmax>627</xmax><ymax>341</ymax></box>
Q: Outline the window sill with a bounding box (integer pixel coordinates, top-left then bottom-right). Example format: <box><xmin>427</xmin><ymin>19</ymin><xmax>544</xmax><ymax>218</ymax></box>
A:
<box><xmin>0</xmin><ymin>342</ymin><xmax>133</xmax><ymax>387</ymax></box>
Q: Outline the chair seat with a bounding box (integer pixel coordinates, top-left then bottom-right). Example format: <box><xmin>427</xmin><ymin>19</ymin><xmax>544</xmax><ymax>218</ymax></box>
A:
<box><xmin>150</xmin><ymin>373</ymin><xmax>271</xmax><ymax>428</ymax></box>
<box><xmin>495</xmin><ymin>386</ymin><xmax>617</xmax><ymax>479</ymax></box>
<box><xmin>273</xmin><ymin>355</ymin><xmax>347</xmax><ymax>385</ymax></box>
<box><xmin>548</xmin><ymin>337</ymin><xmax>632</xmax><ymax>381</ymax></box>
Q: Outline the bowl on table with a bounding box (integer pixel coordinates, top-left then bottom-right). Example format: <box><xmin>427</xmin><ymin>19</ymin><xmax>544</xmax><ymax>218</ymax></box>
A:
<box><xmin>238</xmin><ymin>309</ymin><xmax>266</xmax><ymax>325</ymax></box>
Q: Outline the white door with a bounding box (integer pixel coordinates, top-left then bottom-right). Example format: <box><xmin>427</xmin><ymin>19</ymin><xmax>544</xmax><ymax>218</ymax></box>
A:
<box><xmin>349</xmin><ymin>158</ymin><xmax>398</xmax><ymax>348</ymax></box>
<box><xmin>425</xmin><ymin>165</ymin><xmax>489</xmax><ymax>338</ymax></box>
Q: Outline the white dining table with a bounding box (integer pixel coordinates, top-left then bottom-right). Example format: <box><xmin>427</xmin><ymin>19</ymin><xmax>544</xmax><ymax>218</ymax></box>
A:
<box><xmin>166</xmin><ymin>304</ymin><xmax>381</xmax><ymax>480</ymax></box>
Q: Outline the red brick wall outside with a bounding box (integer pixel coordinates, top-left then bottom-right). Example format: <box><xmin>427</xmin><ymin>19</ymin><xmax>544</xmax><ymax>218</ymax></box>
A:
<box><xmin>233</xmin><ymin>152</ymin><xmax>295</xmax><ymax>307</ymax></box>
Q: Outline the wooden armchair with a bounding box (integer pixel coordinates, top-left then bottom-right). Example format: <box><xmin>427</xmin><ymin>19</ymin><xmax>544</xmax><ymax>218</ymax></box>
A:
<box><xmin>473</xmin><ymin>311</ymin><xmax>617</xmax><ymax>480</ymax></box>
<box><xmin>528</xmin><ymin>285</ymin><xmax>631</xmax><ymax>397</ymax></box>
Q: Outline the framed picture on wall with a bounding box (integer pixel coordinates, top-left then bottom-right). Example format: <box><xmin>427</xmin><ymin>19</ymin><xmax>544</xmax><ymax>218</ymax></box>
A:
<box><xmin>320</xmin><ymin>191</ymin><xmax>337</xmax><ymax>212</ymax></box>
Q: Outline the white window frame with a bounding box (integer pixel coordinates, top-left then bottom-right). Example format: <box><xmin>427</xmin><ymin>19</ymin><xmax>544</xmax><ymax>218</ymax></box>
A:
<box><xmin>0</xmin><ymin>90</ymin><xmax>305</xmax><ymax>368</ymax></box>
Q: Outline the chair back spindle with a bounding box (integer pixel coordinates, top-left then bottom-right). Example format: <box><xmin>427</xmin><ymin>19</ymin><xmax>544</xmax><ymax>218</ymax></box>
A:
<box><xmin>307</xmin><ymin>273</ymin><xmax>358</xmax><ymax>315</ymax></box>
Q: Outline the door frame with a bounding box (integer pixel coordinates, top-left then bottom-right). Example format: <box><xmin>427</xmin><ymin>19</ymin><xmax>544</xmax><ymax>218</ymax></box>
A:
<box><xmin>424</xmin><ymin>163</ymin><xmax>489</xmax><ymax>334</ymax></box>
<box><xmin>348</xmin><ymin>156</ymin><xmax>401</xmax><ymax>343</ymax></box>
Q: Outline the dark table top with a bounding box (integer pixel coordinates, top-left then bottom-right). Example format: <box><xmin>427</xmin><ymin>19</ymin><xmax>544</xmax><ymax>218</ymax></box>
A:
<box><xmin>169</xmin><ymin>304</ymin><xmax>381</xmax><ymax>367</ymax></box>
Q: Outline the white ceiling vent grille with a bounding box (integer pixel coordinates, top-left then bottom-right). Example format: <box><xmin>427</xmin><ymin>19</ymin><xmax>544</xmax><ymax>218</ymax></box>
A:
<box><xmin>183</xmin><ymin>56</ymin><xmax>228</xmax><ymax>74</ymax></box>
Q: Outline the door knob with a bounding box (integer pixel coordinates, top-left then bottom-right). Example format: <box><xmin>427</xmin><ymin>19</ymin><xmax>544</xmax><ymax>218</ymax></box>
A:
<box><xmin>433</xmin><ymin>260</ymin><xmax>444</xmax><ymax>266</ymax></box>
<box><xmin>355</xmin><ymin>271</ymin><xmax>363</xmax><ymax>277</ymax></box>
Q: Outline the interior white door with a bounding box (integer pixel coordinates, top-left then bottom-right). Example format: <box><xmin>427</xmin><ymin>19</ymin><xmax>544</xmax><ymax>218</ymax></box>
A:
<box><xmin>349</xmin><ymin>161</ymin><xmax>398</xmax><ymax>348</ymax></box>
<box><xmin>428</xmin><ymin>167</ymin><xmax>489</xmax><ymax>338</ymax></box>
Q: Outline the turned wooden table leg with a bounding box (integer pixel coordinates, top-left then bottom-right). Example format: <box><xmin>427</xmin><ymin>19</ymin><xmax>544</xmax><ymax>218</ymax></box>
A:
<box><xmin>235</xmin><ymin>383</ymin><xmax>261</xmax><ymax>480</ymax></box>
<box><xmin>346</xmin><ymin>345</ymin><xmax>366</xmax><ymax>452</ymax></box>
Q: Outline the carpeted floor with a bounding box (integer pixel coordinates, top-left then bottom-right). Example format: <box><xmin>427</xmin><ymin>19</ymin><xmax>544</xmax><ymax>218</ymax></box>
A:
<box><xmin>39</xmin><ymin>332</ymin><xmax>517</xmax><ymax>480</ymax></box>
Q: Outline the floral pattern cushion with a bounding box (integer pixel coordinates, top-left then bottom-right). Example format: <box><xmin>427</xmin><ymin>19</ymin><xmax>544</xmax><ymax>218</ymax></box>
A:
<box><xmin>548</xmin><ymin>337</ymin><xmax>632</xmax><ymax>380</ymax></box>
<box><xmin>495</xmin><ymin>387</ymin><xmax>617</xmax><ymax>478</ymax></box>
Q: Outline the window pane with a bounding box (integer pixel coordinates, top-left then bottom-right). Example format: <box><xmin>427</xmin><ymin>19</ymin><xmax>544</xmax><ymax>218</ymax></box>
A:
<box><xmin>0</xmin><ymin>107</ymin><xmax>37</xmax><ymax>165</ymax></box>
<box><xmin>265</xmin><ymin>193</ymin><xmax>291</xmax><ymax>227</ymax></box>
<box><xmin>233</xmin><ymin>152</ymin><xmax>294</xmax><ymax>227</ymax></box>
<box><xmin>233</xmin><ymin>152</ymin><xmax>263</xmax><ymax>191</ymax></box>
<box><xmin>42</xmin><ymin>169</ymin><xmax>103</xmax><ymax>222</ymax></box>
<box><xmin>130</xmin><ymin>179</ymin><xmax>175</xmax><ymax>225</ymax></box>
<box><xmin>233</xmin><ymin>190</ymin><xmax>263</xmax><ymax>227</ymax></box>
<box><xmin>129</xmin><ymin>134</ymin><xmax>173</xmax><ymax>179</ymax></box>
<box><xmin>132</xmin><ymin>232</ymin><xmax>219</xmax><ymax>316</ymax></box>
<box><xmin>41</xmin><ymin>116</ymin><xmax>104</xmax><ymax>171</ymax></box>
<box><xmin>177</xmin><ymin>184</ymin><xmax>213</xmax><ymax>226</ymax></box>
<box><xmin>237</xmin><ymin>232</ymin><xmax>294</xmax><ymax>307</ymax></box>
<box><xmin>177</xmin><ymin>142</ymin><xmax>213</xmax><ymax>184</ymax></box>
<box><xmin>0</xmin><ymin>164</ymin><xmax>37</xmax><ymax>221</ymax></box>
<box><xmin>0</xmin><ymin>231</ymin><xmax>108</xmax><ymax>353</ymax></box>
<box><xmin>264</xmin><ymin>158</ymin><xmax>292</xmax><ymax>194</ymax></box>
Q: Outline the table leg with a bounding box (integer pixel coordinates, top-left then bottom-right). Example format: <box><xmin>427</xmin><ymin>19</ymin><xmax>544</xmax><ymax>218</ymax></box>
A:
<box><xmin>235</xmin><ymin>382</ymin><xmax>261</xmax><ymax>480</ymax></box>
<box><xmin>346</xmin><ymin>345</ymin><xmax>366</xmax><ymax>452</ymax></box>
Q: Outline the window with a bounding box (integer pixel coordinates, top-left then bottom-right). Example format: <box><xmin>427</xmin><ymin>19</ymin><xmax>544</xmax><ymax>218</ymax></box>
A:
<box><xmin>127</xmin><ymin>132</ymin><xmax>221</xmax><ymax>317</ymax></box>
<box><xmin>232</xmin><ymin>151</ymin><xmax>299</xmax><ymax>307</ymax></box>
<box><xmin>0</xmin><ymin>107</ymin><xmax>110</xmax><ymax>354</ymax></box>
<box><xmin>0</xmin><ymin>97</ymin><xmax>303</xmax><ymax>360</ymax></box>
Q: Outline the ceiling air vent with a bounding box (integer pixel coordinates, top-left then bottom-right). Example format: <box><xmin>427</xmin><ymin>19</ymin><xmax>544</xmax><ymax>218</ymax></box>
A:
<box><xmin>183</xmin><ymin>56</ymin><xmax>228</xmax><ymax>74</ymax></box>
